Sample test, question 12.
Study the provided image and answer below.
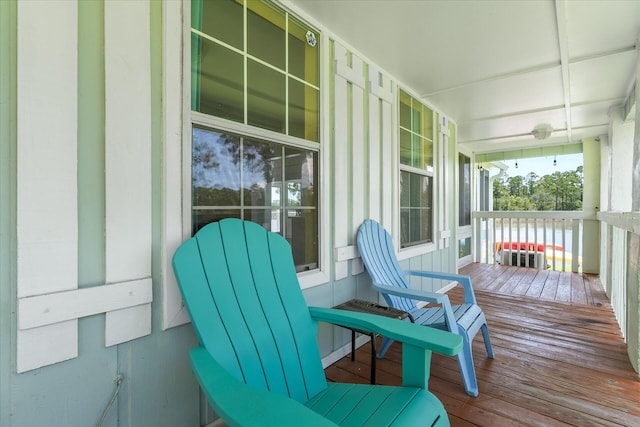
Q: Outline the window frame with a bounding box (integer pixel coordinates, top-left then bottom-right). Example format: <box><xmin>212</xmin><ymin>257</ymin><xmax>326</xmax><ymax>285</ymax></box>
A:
<box><xmin>397</xmin><ymin>88</ymin><xmax>437</xmax><ymax>257</ymax></box>
<box><xmin>162</xmin><ymin>0</ymin><xmax>329</xmax><ymax>331</ymax></box>
<box><xmin>187</xmin><ymin>0</ymin><xmax>327</xmax><ymax>285</ymax></box>
<box><xmin>456</xmin><ymin>148</ymin><xmax>474</xmax><ymax>267</ymax></box>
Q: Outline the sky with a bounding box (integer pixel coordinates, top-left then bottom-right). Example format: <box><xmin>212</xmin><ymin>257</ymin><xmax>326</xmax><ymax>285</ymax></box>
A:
<box><xmin>500</xmin><ymin>153</ymin><xmax>583</xmax><ymax>178</ymax></box>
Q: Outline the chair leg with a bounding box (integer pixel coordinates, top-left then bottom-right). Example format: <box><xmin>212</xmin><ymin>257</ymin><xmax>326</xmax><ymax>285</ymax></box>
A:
<box><xmin>377</xmin><ymin>336</ymin><xmax>394</xmax><ymax>358</ymax></box>
<box><xmin>481</xmin><ymin>323</ymin><xmax>494</xmax><ymax>359</ymax></box>
<box><xmin>457</xmin><ymin>336</ymin><xmax>479</xmax><ymax>397</ymax></box>
<box><xmin>369</xmin><ymin>333</ymin><xmax>376</xmax><ymax>384</ymax></box>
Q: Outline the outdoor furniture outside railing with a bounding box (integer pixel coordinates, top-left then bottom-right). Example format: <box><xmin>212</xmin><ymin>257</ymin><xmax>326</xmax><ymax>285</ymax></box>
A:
<box><xmin>472</xmin><ymin>210</ymin><xmax>598</xmax><ymax>273</ymax></box>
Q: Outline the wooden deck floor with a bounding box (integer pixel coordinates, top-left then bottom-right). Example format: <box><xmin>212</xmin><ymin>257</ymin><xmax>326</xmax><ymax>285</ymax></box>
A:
<box><xmin>324</xmin><ymin>264</ymin><xmax>640</xmax><ymax>427</ymax></box>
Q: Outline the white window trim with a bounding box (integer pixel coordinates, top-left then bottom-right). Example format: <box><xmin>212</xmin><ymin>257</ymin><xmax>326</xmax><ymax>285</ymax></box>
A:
<box><xmin>397</xmin><ymin>89</ymin><xmax>437</xmax><ymax>258</ymax></box>
<box><xmin>162</xmin><ymin>0</ymin><xmax>329</xmax><ymax>330</ymax></box>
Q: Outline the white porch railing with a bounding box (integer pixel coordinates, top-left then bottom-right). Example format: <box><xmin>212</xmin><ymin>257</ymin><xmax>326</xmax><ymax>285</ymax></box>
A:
<box><xmin>472</xmin><ymin>211</ymin><xmax>598</xmax><ymax>273</ymax></box>
<box><xmin>597</xmin><ymin>211</ymin><xmax>640</xmax><ymax>373</ymax></box>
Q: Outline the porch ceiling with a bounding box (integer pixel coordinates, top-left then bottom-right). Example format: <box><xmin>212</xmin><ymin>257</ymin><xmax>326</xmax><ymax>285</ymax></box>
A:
<box><xmin>287</xmin><ymin>0</ymin><xmax>640</xmax><ymax>154</ymax></box>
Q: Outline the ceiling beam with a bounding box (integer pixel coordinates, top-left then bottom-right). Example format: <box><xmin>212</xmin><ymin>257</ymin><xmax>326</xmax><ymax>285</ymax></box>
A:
<box><xmin>554</xmin><ymin>0</ymin><xmax>573</xmax><ymax>143</ymax></box>
<box><xmin>461</xmin><ymin>97</ymin><xmax>625</xmax><ymax>124</ymax></box>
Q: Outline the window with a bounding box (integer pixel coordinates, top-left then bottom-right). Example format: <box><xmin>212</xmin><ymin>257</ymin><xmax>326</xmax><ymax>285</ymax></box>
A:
<box><xmin>459</xmin><ymin>237</ymin><xmax>472</xmax><ymax>258</ymax></box>
<box><xmin>399</xmin><ymin>89</ymin><xmax>434</xmax><ymax>248</ymax></box>
<box><xmin>459</xmin><ymin>153</ymin><xmax>471</xmax><ymax>226</ymax></box>
<box><xmin>190</xmin><ymin>0</ymin><xmax>320</xmax><ymax>271</ymax></box>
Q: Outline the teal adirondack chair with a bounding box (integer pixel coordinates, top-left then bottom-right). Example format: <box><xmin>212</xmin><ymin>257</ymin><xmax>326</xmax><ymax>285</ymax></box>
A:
<box><xmin>357</xmin><ymin>219</ymin><xmax>494</xmax><ymax>397</ymax></box>
<box><xmin>172</xmin><ymin>218</ymin><xmax>463</xmax><ymax>426</ymax></box>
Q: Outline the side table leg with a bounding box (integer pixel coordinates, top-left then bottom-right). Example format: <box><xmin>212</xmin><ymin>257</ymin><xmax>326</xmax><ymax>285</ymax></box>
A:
<box><xmin>351</xmin><ymin>329</ymin><xmax>356</xmax><ymax>361</ymax></box>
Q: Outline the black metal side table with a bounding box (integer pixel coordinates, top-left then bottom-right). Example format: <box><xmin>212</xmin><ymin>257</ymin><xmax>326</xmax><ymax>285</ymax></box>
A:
<box><xmin>333</xmin><ymin>299</ymin><xmax>411</xmax><ymax>384</ymax></box>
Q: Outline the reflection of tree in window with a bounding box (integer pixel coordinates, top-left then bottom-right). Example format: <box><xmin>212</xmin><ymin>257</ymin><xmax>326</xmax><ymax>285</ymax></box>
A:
<box><xmin>192</xmin><ymin>128</ymin><xmax>241</xmax><ymax>207</ymax></box>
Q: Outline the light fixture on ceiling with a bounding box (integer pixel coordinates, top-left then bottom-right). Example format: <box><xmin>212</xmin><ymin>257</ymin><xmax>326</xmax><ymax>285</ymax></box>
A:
<box><xmin>553</xmin><ymin>155</ymin><xmax>557</xmax><ymax>166</ymax></box>
<box><xmin>532</xmin><ymin>124</ymin><xmax>554</xmax><ymax>140</ymax></box>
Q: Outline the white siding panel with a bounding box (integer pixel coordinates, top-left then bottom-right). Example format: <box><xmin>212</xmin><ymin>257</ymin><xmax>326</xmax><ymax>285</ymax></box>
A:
<box><xmin>351</xmin><ymin>54</ymin><xmax>365</xmax><ymax>275</ymax></box>
<box><xmin>368</xmin><ymin>66</ymin><xmax>393</xmax><ymax>224</ymax></box>
<box><xmin>16</xmin><ymin>0</ymin><xmax>78</xmax><ymax>372</ymax></box>
<box><xmin>106</xmin><ymin>304</ymin><xmax>152</xmax><ymax>347</ymax></box>
<box><xmin>368</xmin><ymin>94</ymin><xmax>381</xmax><ymax>222</ymax></box>
<box><xmin>16</xmin><ymin>321</ymin><xmax>77</xmax><ymax>373</ymax></box>
<box><xmin>333</xmin><ymin>43</ymin><xmax>349</xmax><ymax>280</ymax></box>
<box><xmin>105</xmin><ymin>0</ymin><xmax>152</xmax><ymax>282</ymax></box>
<box><xmin>381</xmin><ymin>97</ymin><xmax>394</xmax><ymax>233</ymax></box>
<box><xmin>104</xmin><ymin>0</ymin><xmax>152</xmax><ymax>343</ymax></box>
<box><xmin>439</xmin><ymin>116</ymin><xmax>450</xmax><ymax>249</ymax></box>
<box><xmin>16</xmin><ymin>0</ymin><xmax>78</xmax><ymax>298</ymax></box>
<box><xmin>367</xmin><ymin>67</ymin><xmax>382</xmax><ymax>222</ymax></box>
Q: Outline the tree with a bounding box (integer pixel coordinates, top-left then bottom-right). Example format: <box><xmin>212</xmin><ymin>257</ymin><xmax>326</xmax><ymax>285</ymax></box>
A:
<box><xmin>492</xmin><ymin>166</ymin><xmax>583</xmax><ymax>211</ymax></box>
<box><xmin>507</xmin><ymin>175</ymin><xmax>526</xmax><ymax>198</ymax></box>
<box><xmin>525</xmin><ymin>172</ymin><xmax>538</xmax><ymax>196</ymax></box>
<box><xmin>493</xmin><ymin>177</ymin><xmax>509</xmax><ymax>209</ymax></box>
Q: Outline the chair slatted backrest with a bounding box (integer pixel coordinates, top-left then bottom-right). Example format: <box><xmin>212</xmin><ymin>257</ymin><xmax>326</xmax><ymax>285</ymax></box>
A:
<box><xmin>357</xmin><ymin>220</ymin><xmax>418</xmax><ymax>312</ymax></box>
<box><xmin>172</xmin><ymin>219</ymin><xmax>327</xmax><ymax>403</ymax></box>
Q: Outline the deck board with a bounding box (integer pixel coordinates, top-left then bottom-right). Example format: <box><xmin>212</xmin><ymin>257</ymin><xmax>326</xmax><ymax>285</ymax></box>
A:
<box><xmin>324</xmin><ymin>263</ymin><xmax>640</xmax><ymax>427</ymax></box>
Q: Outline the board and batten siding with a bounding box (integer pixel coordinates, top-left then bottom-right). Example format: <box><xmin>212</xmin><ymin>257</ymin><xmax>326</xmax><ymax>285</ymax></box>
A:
<box><xmin>329</xmin><ymin>38</ymin><xmax>459</xmax><ymax>301</ymax></box>
<box><xmin>15</xmin><ymin>0</ymin><xmax>152</xmax><ymax>373</ymax></box>
<box><xmin>3</xmin><ymin>0</ymin><xmax>463</xmax><ymax>424</ymax></box>
<box><xmin>332</xmin><ymin>41</ymin><xmax>396</xmax><ymax>282</ymax></box>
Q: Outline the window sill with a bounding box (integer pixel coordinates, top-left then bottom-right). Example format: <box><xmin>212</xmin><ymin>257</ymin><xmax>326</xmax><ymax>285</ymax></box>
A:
<box><xmin>298</xmin><ymin>269</ymin><xmax>329</xmax><ymax>290</ymax></box>
<box><xmin>398</xmin><ymin>241</ymin><xmax>436</xmax><ymax>261</ymax></box>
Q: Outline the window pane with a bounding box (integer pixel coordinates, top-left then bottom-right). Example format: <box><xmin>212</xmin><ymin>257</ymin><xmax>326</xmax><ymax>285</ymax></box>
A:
<box><xmin>399</xmin><ymin>90</ymin><xmax>411</xmax><ymax>129</ymax></box>
<box><xmin>420</xmin><ymin>104</ymin><xmax>433</xmax><ymax>142</ymax></box>
<box><xmin>247</xmin><ymin>1</ymin><xmax>285</xmax><ymax>69</ymax></box>
<box><xmin>399</xmin><ymin>128</ymin><xmax>412</xmax><ymax>166</ymax></box>
<box><xmin>288</xmin><ymin>78</ymin><xmax>319</xmax><ymax>142</ymax></box>
<box><xmin>459</xmin><ymin>237</ymin><xmax>471</xmax><ymax>258</ymax></box>
<box><xmin>242</xmin><ymin>139</ymin><xmax>281</xmax><ymax>208</ymax></box>
<box><xmin>247</xmin><ymin>59</ymin><xmax>286</xmax><ymax>133</ymax></box>
<box><xmin>288</xmin><ymin>17</ymin><xmax>319</xmax><ymax>86</ymax></box>
<box><xmin>194</xmin><ymin>0</ymin><xmax>243</xmax><ymax>50</ymax></box>
<box><xmin>245</xmin><ymin>208</ymin><xmax>281</xmax><ymax>233</ymax></box>
<box><xmin>191</xmin><ymin>126</ymin><xmax>319</xmax><ymax>272</ymax></box>
<box><xmin>400</xmin><ymin>171</ymin><xmax>433</xmax><ymax>247</ymax></box>
<box><xmin>459</xmin><ymin>154</ymin><xmax>471</xmax><ymax>226</ymax></box>
<box><xmin>420</xmin><ymin>136</ymin><xmax>433</xmax><ymax>169</ymax></box>
<box><xmin>399</xmin><ymin>90</ymin><xmax>433</xmax><ymax>169</ymax></box>
<box><xmin>286</xmin><ymin>209</ymin><xmax>318</xmax><ymax>272</ymax></box>
<box><xmin>192</xmin><ymin>34</ymin><xmax>244</xmax><ymax>122</ymax></box>
<box><xmin>192</xmin><ymin>127</ymin><xmax>241</xmax><ymax>207</ymax></box>
<box><xmin>412</xmin><ymin>133</ymin><xmax>421</xmax><ymax>168</ymax></box>
<box><xmin>284</xmin><ymin>147</ymin><xmax>317</xmax><ymax>207</ymax></box>
<box><xmin>192</xmin><ymin>209</ymin><xmax>241</xmax><ymax>235</ymax></box>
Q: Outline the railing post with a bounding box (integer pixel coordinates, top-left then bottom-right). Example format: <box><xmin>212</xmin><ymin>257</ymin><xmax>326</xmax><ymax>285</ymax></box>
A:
<box><xmin>571</xmin><ymin>219</ymin><xmax>580</xmax><ymax>273</ymax></box>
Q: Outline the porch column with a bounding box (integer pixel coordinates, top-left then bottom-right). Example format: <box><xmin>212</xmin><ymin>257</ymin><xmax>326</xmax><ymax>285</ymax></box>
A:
<box><xmin>627</xmin><ymin>34</ymin><xmax>640</xmax><ymax>373</ymax></box>
<box><xmin>582</xmin><ymin>139</ymin><xmax>600</xmax><ymax>274</ymax></box>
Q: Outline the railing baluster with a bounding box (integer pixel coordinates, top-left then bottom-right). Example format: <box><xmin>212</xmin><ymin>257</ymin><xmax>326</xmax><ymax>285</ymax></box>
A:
<box><xmin>491</xmin><ymin>217</ymin><xmax>497</xmax><ymax>265</ymax></box>
<box><xmin>560</xmin><ymin>219</ymin><xmax>567</xmax><ymax>271</ymax></box>
<box><xmin>552</xmin><ymin>219</ymin><xmax>557</xmax><ymax>271</ymax></box>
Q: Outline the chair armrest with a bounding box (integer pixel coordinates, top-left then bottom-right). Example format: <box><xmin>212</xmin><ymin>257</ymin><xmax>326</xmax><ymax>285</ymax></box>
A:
<box><xmin>190</xmin><ymin>347</ymin><xmax>338</xmax><ymax>427</ymax></box>
<box><xmin>309</xmin><ymin>306</ymin><xmax>462</xmax><ymax>356</ymax></box>
<box><xmin>404</xmin><ymin>270</ymin><xmax>477</xmax><ymax>304</ymax></box>
<box><xmin>371</xmin><ymin>283</ymin><xmax>458</xmax><ymax>332</ymax></box>
<box><xmin>373</xmin><ymin>281</ymin><xmax>449</xmax><ymax>305</ymax></box>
